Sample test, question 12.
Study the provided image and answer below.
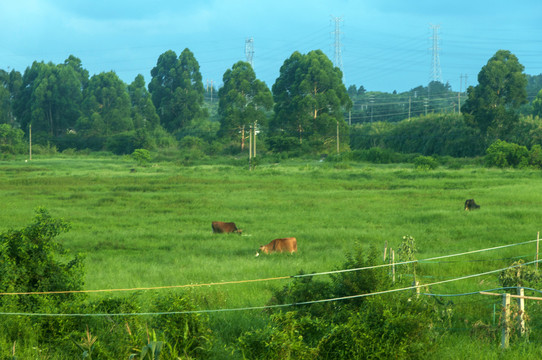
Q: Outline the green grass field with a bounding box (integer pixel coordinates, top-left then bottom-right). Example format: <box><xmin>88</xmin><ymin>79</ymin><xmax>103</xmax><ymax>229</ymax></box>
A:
<box><xmin>2</xmin><ymin>155</ymin><xmax>542</xmax><ymax>357</ymax></box>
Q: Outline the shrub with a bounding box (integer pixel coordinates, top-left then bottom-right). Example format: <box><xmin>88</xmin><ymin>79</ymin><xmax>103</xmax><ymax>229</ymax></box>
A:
<box><xmin>413</xmin><ymin>155</ymin><xmax>438</xmax><ymax>170</ymax></box>
<box><xmin>0</xmin><ymin>208</ymin><xmax>85</xmax><ymax>310</ymax></box>
<box><xmin>150</xmin><ymin>294</ymin><xmax>212</xmax><ymax>359</ymax></box>
<box><xmin>131</xmin><ymin>148</ymin><xmax>151</xmax><ymax>165</ymax></box>
<box><xmin>237</xmin><ymin>312</ymin><xmax>319</xmax><ymax>360</ymax></box>
<box><xmin>267</xmin><ymin>136</ymin><xmax>301</xmax><ymax>153</ymax></box>
<box><xmin>485</xmin><ymin>140</ymin><xmax>529</xmax><ymax>168</ymax></box>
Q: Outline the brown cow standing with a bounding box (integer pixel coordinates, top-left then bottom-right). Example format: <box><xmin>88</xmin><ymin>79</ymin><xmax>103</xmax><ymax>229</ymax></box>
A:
<box><xmin>257</xmin><ymin>237</ymin><xmax>297</xmax><ymax>256</ymax></box>
<box><xmin>212</xmin><ymin>221</ymin><xmax>242</xmax><ymax>234</ymax></box>
<box><xmin>464</xmin><ymin>199</ymin><xmax>480</xmax><ymax>211</ymax></box>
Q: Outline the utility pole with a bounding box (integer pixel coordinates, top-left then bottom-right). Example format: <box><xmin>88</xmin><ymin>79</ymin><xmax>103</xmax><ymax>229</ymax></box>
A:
<box><xmin>245</xmin><ymin>37</ymin><xmax>254</xmax><ymax>68</ymax></box>
<box><xmin>206</xmin><ymin>80</ymin><xmax>214</xmax><ymax>102</ymax></box>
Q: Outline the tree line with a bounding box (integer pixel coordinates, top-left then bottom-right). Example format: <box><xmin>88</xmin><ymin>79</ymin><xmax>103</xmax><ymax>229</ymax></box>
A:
<box><xmin>0</xmin><ymin>49</ymin><xmax>351</xmax><ymax>157</ymax></box>
<box><xmin>1</xmin><ymin>48</ymin><xmax>542</xmax><ymax>162</ymax></box>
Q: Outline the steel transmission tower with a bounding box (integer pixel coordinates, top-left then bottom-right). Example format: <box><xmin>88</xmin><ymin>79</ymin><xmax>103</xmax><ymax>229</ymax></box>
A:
<box><xmin>245</xmin><ymin>37</ymin><xmax>254</xmax><ymax>68</ymax></box>
<box><xmin>430</xmin><ymin>24</ymin><xmax>442</xmax><ymax>83</ymax></box>
<box><xmin>332</xmin><ymin>16</ymin><xmax>344</xmax><ymax>81</ymax></box>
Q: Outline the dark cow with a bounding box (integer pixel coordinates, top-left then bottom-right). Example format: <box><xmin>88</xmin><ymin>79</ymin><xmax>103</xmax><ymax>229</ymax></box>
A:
<box><xmin>464</xmin><ymin>199</ymin><xmax>480</xmax><ymax>211</ymax></box>
<box><xmin>256</xmin><ymin>237</ymin><xmax>297</xmax><ymax>256</ymax></box>
<box><xmin>212</xmin><ymin>221</ymin><xmax>242</xmax><ymax>234</ymax></box>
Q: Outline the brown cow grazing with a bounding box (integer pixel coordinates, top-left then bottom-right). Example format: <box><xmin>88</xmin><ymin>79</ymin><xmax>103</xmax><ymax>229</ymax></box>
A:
<box><xmin>464</xmin><ymin>199</ymin><xmax>480</xmax><ymax>211</ymax></box>
<box><xmin>212</xmin><ymin>221</ymin><xmax>242</xmax><ymax>234</ymax></box>
<box><xmin>256</xmin><ymin>237</ymin><xmax>297</xmax><ymax>256</ymax></box>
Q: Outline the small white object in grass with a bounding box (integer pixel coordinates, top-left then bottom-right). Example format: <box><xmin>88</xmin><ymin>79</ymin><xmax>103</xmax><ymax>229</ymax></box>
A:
<box><xmin>255</xmin><ymin>252</ymin><xmax>259</xmax><ymax>257</ymax></box>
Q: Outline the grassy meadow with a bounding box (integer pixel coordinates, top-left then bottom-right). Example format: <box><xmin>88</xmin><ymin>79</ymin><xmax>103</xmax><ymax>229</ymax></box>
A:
<box><xmin>2</xmin><ymin>154</ymin><xmax>542</xmax><ymax>356</ymax></box>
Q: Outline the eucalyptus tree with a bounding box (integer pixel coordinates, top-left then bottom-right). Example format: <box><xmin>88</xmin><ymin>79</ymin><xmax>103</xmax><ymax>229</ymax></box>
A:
<box><xmin>0</xmin><ymin>69</ymin><xmax>21</xmax><ymax>126</ymax></box>
<box><xmin>76</xmin><ymin>71</ymin><xmax>133</xmax><ymax>136</ymax></box>
<box><xmin>148</xmin><ymin>48</ymin><xmax>207</xmax><ymax>133</ymax></box>
<box><xmin>217</xmin><ymin>61</ymin><xmax>273</xmax><ymax>141</ymax></box>
<box><xmin>128</xmin><ymin>74</ymin><xmax>159</xmax><ymax>130</ymax></box>
<box><xmin>463</xmin><ymin>50</ymin><xmax>527</xmax><ymax>141</ymax></box>
<box><xmin>14</xmin><ymin>57</ymin><xmax>86</xmax><ymax>139</ymax></box>
<box><xmin>271</xmin><ymin>50</ymin><xmax>351</xmax><ymax>151</ymax></box>
<box><xmin>533</xmin><ymin>89</ymin><xmax>542</xmax><ymax>118</ymax></box>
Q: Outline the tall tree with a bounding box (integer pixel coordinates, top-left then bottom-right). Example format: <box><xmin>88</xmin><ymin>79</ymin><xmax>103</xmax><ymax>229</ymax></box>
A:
<box><xmin>148</xmin><ymin>49</ymin><xmax>207</xmax><ymax>133</ymax></box>
<box><xmin>533</xmin><ymin>89</ymin><xmax>542</xmax><ymax>118</ymax></box>
<box><xmin>463</xmin><ymin>50</ymin><xmax>527</xmax><ymax>141</ymax></box>
<box><xmin>218</xmin><ymin>61</ymin><xmax>273</xmax><ymax>140</ymax></box>
<box><xmin>14</xmin><ymin>57</ymin><xmax>86</xmax><ymax>139</ymax></box>
<box><xmin>271</xmin><ymin>50</ymin><xmax>352</xmax><ymax>149</ymax></box>
<box><xmin>77</xmin><ymin>71</ymin><xmax>133</xmax><ymax>136</ymax></box>
<box><xmin>128</xmin><ymin>74</ymin><xmax>160</xmax><ymax>130</ymax></box>
<box><xmin>0</xmin><ymin>69</ymin><xmax>22</xmax><ymax>126</ymax></box>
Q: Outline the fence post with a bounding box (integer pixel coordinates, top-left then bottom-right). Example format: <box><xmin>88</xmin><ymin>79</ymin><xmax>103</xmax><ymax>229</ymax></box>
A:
<box><xmin>501</xmin><ymin>293</ymin><xmax>511</xmax><ymax>349</ymax></box>
<box><xmin>412</xmin><ymin>281</ymin><xmax>420</xmax><ymax>298</ymax></box>
<box><xmin>391</xmin><ymin>249</ymin><xmax>395</xmax><ymax>283</ymax></box>
<box><xmin>536</xmin><ymin>232</ymin><xmax>540</xmax><ymax>270</ymax></box>
<box><xmin>517</xmin><ymin>287</ymin><xmax>525</xmax><ymax>336</ymax></box>
<box><xmin>383</xmin><ymin>241</ymin><xmax>388</xmax><ymax>262</ymax></box>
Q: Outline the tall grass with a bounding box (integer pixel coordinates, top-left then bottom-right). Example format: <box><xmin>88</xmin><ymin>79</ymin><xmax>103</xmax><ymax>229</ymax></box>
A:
<box><xmin>2</xmin><ymin>155</ymin><xmax>542</xmax><ymax>356</ymax></box>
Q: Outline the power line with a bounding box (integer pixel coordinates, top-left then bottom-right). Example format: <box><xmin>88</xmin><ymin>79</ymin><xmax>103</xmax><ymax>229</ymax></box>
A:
<box><xmin>2</xmin><ymin>260</ymin><xmax>538</xmax><ymax>318</ymax></box>
<box><xmin>1</xmin><ymin>238</ymin><xmax>538</xmax><ymax>297</ymax></box>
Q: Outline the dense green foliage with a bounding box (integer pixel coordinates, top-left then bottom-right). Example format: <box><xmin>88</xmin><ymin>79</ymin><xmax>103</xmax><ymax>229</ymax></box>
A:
<box><xmin>463</xmin><ymin>50</ymin><xmax>528</xmax><ymax>142</ymax></box>
<box><xmin>350</xmin><ymin>113</ymin><xmax>484</xmax><ymax>157</ymax></box>
<box><xmin>270</xmin><ymin>50</ymin><xmax>352</xmax><ymax>152</ymax></box>
<box><xmin>2</xmin><ymin>49</ymin><xmax>542</xmax><ymax>162</ymax></box>
<box><xmin>0</xmin><ymin>123</ymin><xmax>26</xmax><ymax>157</ymax></box>
<box><xmin>148</xmin><ymin>49</ymin><xmax>208</xmax><ymax>134</ymax></box>
<box><xmin>484</xmin><ymin>140</ymin><xmax>542</xmax><ymax>168</ymax></box>
<box><xmin>0</xmin><ymin>208</ymin><xmax>84</xmax><ymax>308</ymax></box>
<box><xmin>78</xmin><ymin>71</ymin><xmax>134</xmax><ymax>136</ymax></box>
<box><xmin>217</xmin><ymin>61</ymin><xmax>273</xmax><ymax>141</ymax></box>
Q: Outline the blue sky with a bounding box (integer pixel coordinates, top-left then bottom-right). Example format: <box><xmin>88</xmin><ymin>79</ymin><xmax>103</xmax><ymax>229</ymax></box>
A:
<box><xmin>1</xmin><ymin>0</ymin><xmax>541</xmax><ymax>93</ymax></box>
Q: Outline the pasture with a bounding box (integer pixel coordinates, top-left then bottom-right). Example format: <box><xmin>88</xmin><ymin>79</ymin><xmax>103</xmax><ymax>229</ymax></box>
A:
<box><xmin>1</xmin><ymin>155</ymin><xmax>542</xmax><ymax>356</ymax></box>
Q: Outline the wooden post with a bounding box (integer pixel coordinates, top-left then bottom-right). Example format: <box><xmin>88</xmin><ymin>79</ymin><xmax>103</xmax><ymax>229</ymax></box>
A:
<box><xmin>501</xmin><ymin>293</ymin><xmax>511</xmax><ymax>349</ymax></box>
<box><xmin>518</xmin><ymin>287</ymin><xmax>525</xmax><ymax>336</ymax></box>
<box><xmin>536</xmin><ymin>232</ymin><xmax>540</xmax><ymax>270</ymax></box>
<box><xmin>413</xmin><ymin>281</ymin><xmax>420</xmax><ymax>298</ymax></box>
<box><xmin>383</xmin><ymin>241</ymin><xmax>388</xmax><ymax>262</ymax></box>
<box><xmin>391</xmin><ymin>249</ymin><xmax>395</xmax><ymax>283</ymax></box>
